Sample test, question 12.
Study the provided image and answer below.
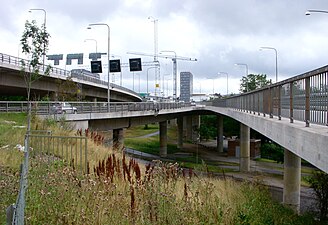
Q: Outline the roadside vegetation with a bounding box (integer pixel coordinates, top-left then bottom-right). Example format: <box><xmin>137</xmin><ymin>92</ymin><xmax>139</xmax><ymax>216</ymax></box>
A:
<box><xmin>0</xmin><ymin>113</ymin><xmax>319</xmax><ymax>224</ymax></box>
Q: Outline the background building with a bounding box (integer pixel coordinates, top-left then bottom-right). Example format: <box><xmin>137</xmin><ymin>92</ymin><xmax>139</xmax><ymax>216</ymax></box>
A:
<box><xmin>180</xmin><ymin>71</ymin><xmax>193</xmax><ymax>102</ymax></box>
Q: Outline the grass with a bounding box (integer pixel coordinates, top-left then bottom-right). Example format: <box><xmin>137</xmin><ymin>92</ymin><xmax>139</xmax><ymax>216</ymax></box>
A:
<box><xmin>0</xmin><ymin>114</ymin><xmax>318</xmax><ymax>224</ymax></box>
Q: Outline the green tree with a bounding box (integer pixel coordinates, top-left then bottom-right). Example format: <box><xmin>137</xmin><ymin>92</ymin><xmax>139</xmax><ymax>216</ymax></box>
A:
<box><xmin>20</xmin><ymin>19</ymin><xmax>51</xmax><ymax>132</ymax></box>
<box><xmin>14</xmin><ymin>19</ymin><xmax>51</xmax><ymax>222</ymax></box>
<box><xmin>239</xmin><ymin>74</ymin><xmax>271</xmax><ymax>93</ymax></box>
<box><xmin>308</xmin><ymin>170</ymin><xmax>328</xmax><ymax>222</ymax></box>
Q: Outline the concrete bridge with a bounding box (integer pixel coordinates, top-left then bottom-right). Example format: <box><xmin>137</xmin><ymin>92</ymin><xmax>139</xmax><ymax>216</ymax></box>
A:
<box><xmin>1</xmin><ymin>52</ymin><xmax>328</xmax><ymax>213</ymax></box>
<box><xmin>0</xmin><ymin>53</ymin><xmax>142</xmax><ymax>102</ymax></box>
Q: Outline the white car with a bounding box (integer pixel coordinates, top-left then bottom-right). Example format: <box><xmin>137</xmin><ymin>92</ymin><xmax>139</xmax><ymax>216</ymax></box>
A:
<box><xmin>52</xmin><ymin>102</ymin><xmax>77</xmax><ymax>114</ymax></box>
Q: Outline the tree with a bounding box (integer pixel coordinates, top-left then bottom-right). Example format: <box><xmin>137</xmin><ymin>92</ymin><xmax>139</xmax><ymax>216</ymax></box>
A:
<box><xmin>56</xmin><ymin>77</ymin><xmax>81</xmax><ymax>101</ymax></box>
<box><xmin>308</xmin><ymin>170</ymin><xmax>328</xmax><ymax>222</ymax></box>
<box><xmin>13</xmin><ymin>20</ymin><xmax>51</xmax><ymax>223</ymax></box>
<box><xmin>239</xmin><ymin>74</ymin><xmax>271</xmax><ymax>93</ymax></box>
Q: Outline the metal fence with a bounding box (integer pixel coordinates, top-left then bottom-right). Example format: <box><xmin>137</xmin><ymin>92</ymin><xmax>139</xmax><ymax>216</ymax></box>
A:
<box><xmin>213</xmin><ymin>65</ymin><xmax>328</xmax><ymax>127</ymax></box>
<box><xmin>0</xmin><ymin>101</ymin><xmax>190</xmax><ymax>115</ymax></box>
<box><xmin>7</xmin><ymin>131</ymin><xmax>88</xmax><ymax>224</ymax></box>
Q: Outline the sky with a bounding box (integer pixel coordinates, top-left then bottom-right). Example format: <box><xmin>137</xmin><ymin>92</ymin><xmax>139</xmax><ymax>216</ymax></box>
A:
<box><xmin>1</xmin><ymin>0</ymin><xmax>328</xmax><ymax>98</ymax></box>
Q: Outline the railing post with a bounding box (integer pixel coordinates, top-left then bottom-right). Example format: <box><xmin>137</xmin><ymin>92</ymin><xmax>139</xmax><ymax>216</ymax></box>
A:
<box><xmin>290</xmin><ymin>82</ymin><xmax>294</xmax><ymax>123</ymax></box>
<box><xmin>278</xmin><ymin>86</ymin><xmax>281</xmax><ymax>120</ymax></box>
<box><xmin>305</xmin><ymin>77</ymin><xmax>310</xmax><ymax>127</ymax></box>
<box><xmin>257</xmin><ymin>92</ymin><xmax>260</xmax><ymax>115</ymax></box>
<box><xmin>269</xmin><ymin>87</ymin><xmax>273</xmax><ymax>118</ymax></box>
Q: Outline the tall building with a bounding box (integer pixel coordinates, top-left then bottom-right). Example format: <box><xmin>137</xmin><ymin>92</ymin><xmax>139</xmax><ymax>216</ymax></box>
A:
<box><xmin>180</xmin><ymin>71</ymin><xmax>193</xmax><ymax>102</ymax></box>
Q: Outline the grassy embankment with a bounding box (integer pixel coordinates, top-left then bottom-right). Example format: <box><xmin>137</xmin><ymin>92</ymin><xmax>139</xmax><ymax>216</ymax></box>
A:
<box><xmin>0</xmin><ymin>113</ymin><xmax>316</xmax><ymax>224</ymax></box>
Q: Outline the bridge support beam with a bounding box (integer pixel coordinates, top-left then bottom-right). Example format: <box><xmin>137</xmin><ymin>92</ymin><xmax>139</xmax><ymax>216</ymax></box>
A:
<box><xmin>217</xmin><ymin>115</ymin><xmax>224</xmax><ymax>153</ymax></box>
<box><xmin>113</xmin><ymin>128</ymin><xmax>124</xmax><ymax>151</ymax></box>
<box><xmin>159</xmin><ymin>121</ymin><xmax>167</xmax><ymax>157</ymax></box>
<box><xmin>283</xmin><ymin>149</ymin><xmax>301</xmax><ymax>213</ymax></box>
<box><xmin>177</xmin><ymin>117</ymin><xmax>183</xmax><ymax>149</ymax></box>
<box><xmin>240</xmin><ymin>123</ymin><xmax>250</xmax><ymax>172</ymax></box>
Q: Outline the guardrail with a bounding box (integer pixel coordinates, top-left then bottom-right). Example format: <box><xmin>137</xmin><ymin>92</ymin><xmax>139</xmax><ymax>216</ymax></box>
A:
<box><xmin>0</xmin><ymin>101</ymin><xmax>190</xmax><ymax>115</ymax></box>
<box><xmin>213</xmin><ymin>65</ymin><xmax>328</xmax><ymax>127</ymax></box>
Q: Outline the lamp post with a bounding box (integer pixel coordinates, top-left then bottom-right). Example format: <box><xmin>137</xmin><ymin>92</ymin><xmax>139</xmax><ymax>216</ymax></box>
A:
<box><xmin>88</xmin><ymin>23</ymin><xmax>110</xmax><ymax>112</ymax></box>
<box><xmin>160</xmin><ymin>50</ymin><xmax>177</xmax><ymax>101</ymax></box>
<box><xmin>29</xmin><ymin>8</ymin><xmax>46</xmax><ymax>68</ymax></box>
<box><xmin>260</xmin><ymin>46</ymin><xmax>278</xmax><ymax>83</ymax></box>
<box><xmin>147</xmin><ymin>67</ymin><xmax>157</xmax><ymax>95</ymax></box>
<box><xmin>305</xmin><ymin>9</ymin><xmax>328</xmax><ymax>15</ymax></box>
<box><xmin>235</xmin><ymin>63</ymin><xmax>249</xmax><ymax>92</ymax></box>
<box><xmin>84</xmin><ymin>38</ymin><xmax>97</xmax><ymax>53</ymax></box>
<box><xmin>219</xmin><ymin>72</ymin><xmax>229</xmax><ymax>95</ymax></box>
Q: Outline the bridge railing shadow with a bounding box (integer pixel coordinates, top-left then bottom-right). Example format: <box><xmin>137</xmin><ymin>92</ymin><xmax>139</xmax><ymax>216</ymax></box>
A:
<box><xmin>212</xmin><ymin>65</ymin><xmax>328</xmax><ymax>127</ymax></box>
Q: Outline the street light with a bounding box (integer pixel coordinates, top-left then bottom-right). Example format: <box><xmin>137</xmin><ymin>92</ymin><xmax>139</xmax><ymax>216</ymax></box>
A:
<box><xmin>84</xmin><ymin>39</ymin><xmax>98</xmax><ymax>53</ymax></box>
<box><xmin>29</xmin><ymin>8</ymin><xmax>46</xmax><ymax>68</ymax></box>
<box><xmin>260</xmin><ymin>46</ymin><xmax>278</xmax><ymax>83</ymax></box>
<box><xmin>160</xmin><ymin>50</ymin><xmax>177</xmax><ymax>101</ymax></box>
<box><xmin>235</xmin><ymin>63</ymin><xmax>249</xmax><ymax>92</ymax></box>
<box><xmin>218</xmin><ymin>72</ymin><xmax>229</xmax><ymax>95</ymax></box>
<box><xmin>87</xmin><ymin>23</ymin><xmax>110</xmax><ymax>112</ymax></box>
<box><xmin>305</xmin><ymin>9</ymin><xmax>328</xmax><ymax>16</ymax></box>
<box><xmin>147</xmin><ymin>67</ymin><xmax>157</xmax><ymax>95</ymax></box>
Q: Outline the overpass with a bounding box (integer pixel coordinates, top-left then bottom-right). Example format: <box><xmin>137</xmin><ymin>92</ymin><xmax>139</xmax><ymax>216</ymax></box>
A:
<box><xmin>1</xmin><ymin>56</ymin><xmax>328</xmax><ymax>213</ymax></box>
<box><xmin>0</xmin><ymin>53</ymin><xmax>142</xmax><ymax>102</ymax></box>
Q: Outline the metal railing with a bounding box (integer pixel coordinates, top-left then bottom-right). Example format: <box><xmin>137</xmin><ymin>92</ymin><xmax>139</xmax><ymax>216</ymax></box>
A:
<box><xmin>213</xmin><ymin>64</ymin><xmax>328</xmax><ymax>127</ymax></box>
<box><xmin>0</xmin><ymin>101</ymin><xmax>190</xmax><ymax>115</ymax></box>
<box><xmin>8</xmin><ymin>131</ymin><xmax>88</xmax><ymax>224</ymax></box>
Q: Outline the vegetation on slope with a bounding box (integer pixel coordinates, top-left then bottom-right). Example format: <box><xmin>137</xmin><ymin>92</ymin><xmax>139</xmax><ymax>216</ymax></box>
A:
<box><xmin>0</xmin><ymin>113</ymin><xmax>317</xmax><ymax>224</ymax></box>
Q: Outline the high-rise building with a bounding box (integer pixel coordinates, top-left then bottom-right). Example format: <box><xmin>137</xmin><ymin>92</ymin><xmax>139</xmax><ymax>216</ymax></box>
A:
<box><xmin>180</xmin><ymin>71</ymin><xmax>193</xmax><ymax>102</ymax></box>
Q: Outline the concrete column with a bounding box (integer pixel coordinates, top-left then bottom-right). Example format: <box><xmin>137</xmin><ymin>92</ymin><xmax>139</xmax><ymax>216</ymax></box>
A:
<box><xmin>159</xmin><ymin>121</ymin><xmax>167</xmax><ymax>157</ymax></box>
<box><xmin>283</xmin><ymin>149</ymin><xmax>301</xmax><ymax>213</ymax></box>
<box><xmin>185</xmin><ymin>116</ymin><xmax>193</xmax><ymax>141</ymax></box>
<box><xmin>240</xmin><ymin>123</ymin><xmax>250</xmax><ymax>172</ymax></box>
<box><xmin>107</xmin><ymin>130</ymin><xmax>113</xmax><ymax>150</ymax></box>
<box><xmin>113</xmin><ymin>128</ymin><xmax>124</xmax><ymax>151</ymax></box>
<box><xmin>93</xmin><ymin>97</ymin><xmax>97</xmax><ymax>106</ymax></box>
<box><xmin>217</xmin><ymin>115</ymin><xmax>224</xmax><ymax>153</ymax></box>
<box><xmin>177</xmin><ymin>117</ymin><xmax>183</xmax><ymax>149</ymax></box>
<box><xmin>191</xmin><ymin>115</ymin><xmax>200</xmax><ymax>143</ymax></box>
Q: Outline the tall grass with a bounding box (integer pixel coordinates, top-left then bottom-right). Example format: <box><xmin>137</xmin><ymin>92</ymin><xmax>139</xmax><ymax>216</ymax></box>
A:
<box><xmin>0</xmin><ymin>114</ymin><xmax>316</xmax><ymax>224</ymax></box>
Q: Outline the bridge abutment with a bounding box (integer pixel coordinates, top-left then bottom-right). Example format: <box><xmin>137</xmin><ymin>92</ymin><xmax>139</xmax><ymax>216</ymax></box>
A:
<box><xmin>283</xmin><ymin>149</ymin><xmax>301</xmax><ymax>213</ymax></box>
<box><xmin>217</xmin><ymin>115</ymin><xmax>224</xmax><ymax>153</ymax></box>
<box><xmin>240</xmin><ymin>123</ymin><xmax>250</xmax><ymax>172</ymax></box>
<box><xmin>160</xmin><ymin>121</ymin><xmax>167</xmax><ymax>157</ymax></box>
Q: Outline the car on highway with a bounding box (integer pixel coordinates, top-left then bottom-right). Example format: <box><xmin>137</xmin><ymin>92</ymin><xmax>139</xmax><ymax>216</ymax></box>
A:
<box><xmin>51</xmin><ymin>102</ymin><xmax>77</xmax><ymax>114</ymax></box>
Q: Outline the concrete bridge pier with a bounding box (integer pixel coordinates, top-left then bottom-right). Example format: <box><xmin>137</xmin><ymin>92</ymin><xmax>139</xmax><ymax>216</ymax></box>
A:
<box><xmin>217</xmin><ymin>115</ymin><xmax>224</xmax><ymax>153</ymax></box>
<box><xmin>240</xmin><ymin>123</ymin><xmax>250</xmax><ymax>172</ymax></box>
<box><xmin>177</xmin><ymin>117</ymin><xmax>183</xmax><ymax>149</ymax></box>
<box><xmin>283</xmin><ymin>149</ymin><xmax>301</xmax><ymax>213</ymax></box>
<box><xmin>159</xmin><ymin>121</ymin><xmax>167</xmax><ymax>157</ymax></box>
<box><xmin>192</xmin><ymin>115</ymin><xmax>200</xmax><ymax>143</ymax></box>
<box><xmin>184</xmin><ymin>116</ymin><xmax>193</xmax><ymax>141</ymax></box>
<box><xmin>113</xmin><ymin>128</ymin><xmax>124</xmax><ymax>151</ymax></box>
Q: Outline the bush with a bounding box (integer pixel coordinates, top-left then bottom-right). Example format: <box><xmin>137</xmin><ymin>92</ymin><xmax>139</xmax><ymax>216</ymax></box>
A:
<box><xmin>260</xmin><ymin>143</ymin><xmax>284</xmax><ymax>163</ymax></box>
<box><xmin>308</xmin><ymin>170</ymin><xmax>328</xmax><ymax>222</ymax></box>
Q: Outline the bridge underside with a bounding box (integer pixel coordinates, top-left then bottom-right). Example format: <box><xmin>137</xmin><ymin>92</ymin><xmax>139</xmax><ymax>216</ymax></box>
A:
<box><xmin>0</xmin><ymin>66</ymin><xmax>141</xmax><ymax>102</ymax></box>
<box><xmin>205</xmin><ymin>106</ymin><xmax>328</xmax><ymax>174</ymax></box>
